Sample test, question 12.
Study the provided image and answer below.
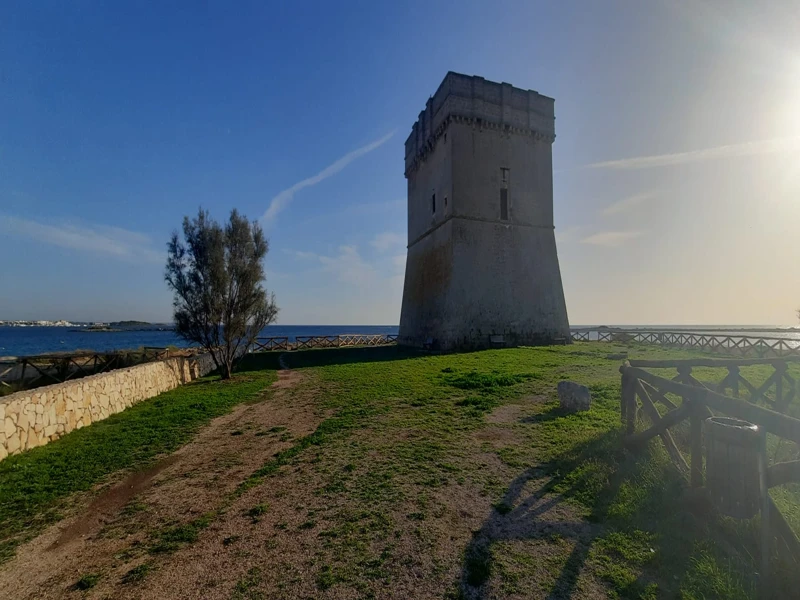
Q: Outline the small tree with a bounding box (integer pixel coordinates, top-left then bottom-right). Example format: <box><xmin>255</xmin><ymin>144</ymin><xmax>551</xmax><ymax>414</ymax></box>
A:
<box><xmin>165</xmin><ymin>208</ymin><xmax>278</xmax><ymax>379</ymax></box>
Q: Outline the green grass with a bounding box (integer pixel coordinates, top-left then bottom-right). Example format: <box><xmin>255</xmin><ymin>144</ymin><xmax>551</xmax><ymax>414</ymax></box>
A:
<box><xmin>0</xmin><ymin>353</ymin><xmax>279</xmax><ymax>562</ymax></box>
<box><xmin>74</xmin><ymin>572</ymin><xmax>101</xmax><ymax>590</ymax></box>
<box><xmin>148</xmin><ymin>514</ymin><xmax>213</xmax><ymax>554</ymax></box>
<box><xmin>3</xmin><ymin>342</ymin><xmax>799</xmax><ymax>598</ymax></box>
<box><xmin>442</xmin><ymin>370</ymin><xmax>537</xmax><ymax>390</ymax></box>
<box><xmin>272</xmin><ymin>343</ymin><xmax>800</xmax><ymax>598</ymax></box>
<box><xmin>233</xmin><ymin>566</ymin><xmax>265</xmax><ymax>600</ymax></box>
<box><xmin>121</xmin><ymin>562</ymin><xmax>152</xmax><ymax>585</ymax></box>
<box><xmin>246</xmin><ymin>503</ymin><xmax>269</xmax><ymax>523</ymax></box>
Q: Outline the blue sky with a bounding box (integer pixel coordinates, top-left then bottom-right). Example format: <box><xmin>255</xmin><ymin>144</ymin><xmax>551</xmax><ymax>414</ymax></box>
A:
<box><xmin>1</xmin><ymin>1</ymin><xmax>799</xmax><ymax>325</ymax></box>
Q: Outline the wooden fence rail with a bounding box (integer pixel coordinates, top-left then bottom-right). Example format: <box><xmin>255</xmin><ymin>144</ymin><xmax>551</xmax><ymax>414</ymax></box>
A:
<box><xmin>252</xmin><ymin>334</ymin><xmax>398</xmax><ymax>352</ymax></box>
<box><xmin>251</xmin><ymin>337</ymin><xmax>290</xmax><ymax>352</ymax></box>
<box><xmin>1</xmin><ymin>347</ymin><xmax>198</xmax><ymax>388</ymax></box>
<box><xmin>572</xmin><ymin>329</ymin><xmax>800</xmax><ymax>358</ymax></box>
<box><xmin>619</xmin><ymin>356</ymin><xmax>800</xmax><ymax>584</ymax></box>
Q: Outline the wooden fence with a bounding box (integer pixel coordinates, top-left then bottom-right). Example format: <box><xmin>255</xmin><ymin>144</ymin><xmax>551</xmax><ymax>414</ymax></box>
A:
<box><xmin>0</xmin><ymin>347</ymin><xmax>195</xmax><ymax>388</ymax></box>
<box><xmin>251</xmin><ymin>337</ymin><xmax>290</xmax><ymax>352</ymax></box>
<box><xmin>572</xmin><ymin>329</ymin><xmax>800</xmax><ymax>358</ymax></box>
<box><xmin>252</xmin><ymin>334</ymin><xmax>398</xmax><ymax>352</ymax></box>
<box><xmin>619</xmin><ymin>357</ymin><xmax>800</xmax><ymax>589</ymax></box>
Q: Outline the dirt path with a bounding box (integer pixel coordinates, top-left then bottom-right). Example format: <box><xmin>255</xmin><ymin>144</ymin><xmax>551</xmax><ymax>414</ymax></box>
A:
<box><xmin>0</xmin><ymin>366</ymin><xmax>321</xmax><ymax>600</ymax></box>
<box><xmin>0</xmin><ymin>364</ymin><xmax>606</xmax><ymax>599</ymax></box>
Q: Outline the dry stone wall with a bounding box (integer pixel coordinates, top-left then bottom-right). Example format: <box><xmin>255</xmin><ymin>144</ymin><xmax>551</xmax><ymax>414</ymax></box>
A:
<box><xmin>0</xmin><ymin>353</ymin><xmax>217</xmax><ymax>461</ymax></box>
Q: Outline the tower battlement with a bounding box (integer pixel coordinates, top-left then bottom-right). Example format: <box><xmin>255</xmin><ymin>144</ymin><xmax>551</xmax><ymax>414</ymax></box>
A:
<box><xmin>404</xmin><ymin>72</ymin><xmax>556</xmax><ymax>177</ymax></box>
<box><xmin>398</xmin><ymin>72</ymin><xmax>570</xmax><ymax>351</ymax></box>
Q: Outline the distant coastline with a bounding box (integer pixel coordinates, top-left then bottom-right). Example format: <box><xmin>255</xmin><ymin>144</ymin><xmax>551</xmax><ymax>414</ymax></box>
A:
<box><xmin>0</xmin><ymin>320</ymin><xmax>79</xmax><ymax>328</ymax></box>
<box><xmin>1</xmin><ymin>320</ymin><xmax>174</xmax><ymax>332</ymax></box>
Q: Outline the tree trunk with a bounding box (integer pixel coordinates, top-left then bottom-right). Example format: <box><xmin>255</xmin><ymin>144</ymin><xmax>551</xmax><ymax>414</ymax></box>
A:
<box><xmin>222</xmin><ymin>360</ymin><xmax>233</xmax><ymax>380</ymax></box>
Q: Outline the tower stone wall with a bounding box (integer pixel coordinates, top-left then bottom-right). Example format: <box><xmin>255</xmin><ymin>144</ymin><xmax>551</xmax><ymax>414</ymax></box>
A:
<box><xmin>398</xmin><ymin>72</ymin><xmax>570</xmax><ymax>350</ymax></box>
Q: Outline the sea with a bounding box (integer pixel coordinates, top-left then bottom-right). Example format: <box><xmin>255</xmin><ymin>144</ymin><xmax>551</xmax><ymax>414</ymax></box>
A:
<box><xmin>1</xmin><ymin>324</ymin><xmax>799</xmax><ymax>359</ymax></box>
<box><xmin>0</xmin><ymin>325</ymin><xmax>400</xmax><ymax>359</ymax></box>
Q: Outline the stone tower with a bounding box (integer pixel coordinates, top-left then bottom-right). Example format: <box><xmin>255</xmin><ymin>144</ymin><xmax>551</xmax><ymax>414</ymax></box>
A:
<box><xmin>398</xmin><ymin>72</ymin><xmax>570</xmax><ymax>350</ymax></box>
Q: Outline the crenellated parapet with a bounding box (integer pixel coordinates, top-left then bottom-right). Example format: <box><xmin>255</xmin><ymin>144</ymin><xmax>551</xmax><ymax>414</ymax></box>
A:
<box><xmin>404</xmin><ymin>72</ymin><xmax>556</xmax><ymax>177</ymax></box>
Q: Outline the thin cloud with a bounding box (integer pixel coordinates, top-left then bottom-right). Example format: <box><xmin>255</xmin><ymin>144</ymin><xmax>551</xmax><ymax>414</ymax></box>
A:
<box><xmin>392</xmin><ymin>253</ymin><xmax>406</xmax><ymax>272</ymax></box>
<box><xmin>286</xmin><ymin>243</ymin><xmax>404</xmax><ymax>287</ymax></box>
<box><xmin>262</xmin><ymin>131</ymin><xmax>396</xmax><ymax>222</ymax></box>
<box><xmin>0</xmin><ymin>214</ymin><xmax>163</xmax><ymax>264</ymax></box>
<box><xmin>589</xmin><ymin>136</ymin><xmax>800</xmax><ymax>170</ymax></box>
<box><xmin>581</xmin><ymin>231</ymin><xmax>643</xmax><ymax>247</ymax></box>
<box><xmin>602</xmin><ymin>191</ymin><xmax>658</xmax><ymax>216</ymax></box>
<box><xmin>283</xmin><ymin>248</ymin><xmax>318</xmax><ymax>260</ymax></box>
<box><xmin>555</xmin><ymin>226</ymin><xmax>583</xmax><ymax>245</ymax></box>
<box><xmin>318</xmin><ymin>245</ymin><xmax>377</xmax><ymax>286</ymax></box>
<box><xmin>370</xmin><ymin>231</ymin><xmax>405</xmax><ymax>252</ymax></box>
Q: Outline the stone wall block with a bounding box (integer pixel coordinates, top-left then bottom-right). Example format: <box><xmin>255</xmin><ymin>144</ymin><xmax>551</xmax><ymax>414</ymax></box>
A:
<box><xmin>17</xmin><ymin>412</ymin><xmax>29</xmax><ymax>432</ymax></box>
<box><xmin>7</xmin><ymin>433</ymin><xmax>20</xmax><ymax>453</ymax></box>
<box><xmin>0</xmin><ymin>351</ymin><xmax>218</xmax><ymax>459</ymax></box>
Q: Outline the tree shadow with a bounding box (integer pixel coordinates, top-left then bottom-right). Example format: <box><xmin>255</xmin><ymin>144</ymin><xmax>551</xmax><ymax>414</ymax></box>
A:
<box><xmin>235</xmin><ymin>352</ymin><xmax>282</xmax><ymax>372</ymax></box>
<box><xmin>255</xmin><ymin>342</ymin><xmax>578</xmax><ymax>370</ymax></box>
<box><xmin>459</xmin><ymin>428</ymin><xmax>705</xmax><ymax>599</ymax></box>
<box><xmin>278</xmin><ymin>345</ymin><xmax>424</xmax><ymax>369</ymax></box>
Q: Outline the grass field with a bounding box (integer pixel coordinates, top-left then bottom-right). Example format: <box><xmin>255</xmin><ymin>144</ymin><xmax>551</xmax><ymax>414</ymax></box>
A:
<box><xmin>274</xmin><ymin>343</ymin><xmax>800</xmax><ymax>598</ymax></box>
<box><xmin>1</xmin><ymin>342</ymin><xmax>798</xmax><ymax>598</ymax></box>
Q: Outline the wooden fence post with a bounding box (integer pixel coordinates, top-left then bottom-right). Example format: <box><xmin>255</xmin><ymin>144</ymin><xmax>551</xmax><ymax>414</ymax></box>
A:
<box><xmin>758</xmin><ymin>429</ymin><xmax>771</xmax><ymax>598</ymax></box>
<box><xmin>620</xmin><ymin>366</ymin><xmax>636</xmax><ymax>435</ymax></box>
<box><xmin>690</xmin><ymin>403</ymin><xmax>704</xmax><ymax>488</ymax></box>
<box><xmin>775</xmin><ymin>362</ymin><xmax>786</xmax><ymax>413</ymax></box>
<box><xmin>730</xmin><ymin>365</ymin><xmax>740</xmax><ymax>398</ymax></box>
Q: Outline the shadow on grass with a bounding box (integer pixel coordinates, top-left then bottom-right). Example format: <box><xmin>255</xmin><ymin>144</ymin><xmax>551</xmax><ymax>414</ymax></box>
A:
<box><xmin>235</xmin><ymin>352</ymin><xmax>282</xmax><ymax>373</ymax></box>
<box><xmin>459</xmin><ymin>429</ymin><xmax>707</xmax><ymax>599</ymax></box>
<box><xmin>280</xmin><ymin>345</ymin><xmax>423</xmax><ymax>369</ymax></box>
<box><xmin>519</xmin><ymin>405</ymin><xmax>573</xmax><ymax>424</ymax></box>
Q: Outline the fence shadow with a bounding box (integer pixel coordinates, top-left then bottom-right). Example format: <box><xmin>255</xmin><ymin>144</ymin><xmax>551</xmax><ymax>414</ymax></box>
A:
<box><xmin>459</xmin><ymin>428</ymin><xmax>708</xmax><ymax>599</ymax></box>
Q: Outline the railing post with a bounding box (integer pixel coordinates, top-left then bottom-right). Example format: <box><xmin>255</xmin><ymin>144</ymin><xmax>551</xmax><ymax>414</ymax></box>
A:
<box><xmin>729</xmin><ymin>365</ymin><xmax>740</xmax><ymax>398</ymax></box>
<box><xmin>775</xmin><ymin>362</ymin><xmax>786</xmax><ymax>413</ymax></box>
<box><xmin>758</xmin><ymin>429</ymin><xmax>771</xmax><ymax>598</ymax></box>
<box><xmin>690</xmin><ymin>401</ymin><xmax>704</xmax><ymax>488</ymax></box>
<box><xmin>676</xmin><ymin>364</ymin><xmax>704</xmax><ymax>488</ymax></box>
<box><xmin>621</xmin><ymin>365</ymin><xmax>637</xmax><ymax>435</ymax></box>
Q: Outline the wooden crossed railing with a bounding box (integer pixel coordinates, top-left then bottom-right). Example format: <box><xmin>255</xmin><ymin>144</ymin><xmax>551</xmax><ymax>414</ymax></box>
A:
<box><xmin>1</xmin><ymin>347</ymin><xmax>197</xmax><ymax>388</ymax></box>
<box><xmin>572</xmin><ymin>329</ymin><xmax>800</xmax><ymax>358</ymax></box>
<box><xmin>251</xmin><ymin>337</ymin><xmax>290</xmax><ymax>352</ymax></box>
<box><xmin>619</xmin><ymin>357</ymin><xmax>800</xmax><ymax>580</ymax></box>
<box><xmin>252</xmin><ymin>334</ymin><xmax>398</xmax><ymax>352</ymax></box>
<box><xmin>296</xmin><ymin>335</ymin><xmax>340</xmax><ymax>349</ymax></box>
